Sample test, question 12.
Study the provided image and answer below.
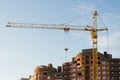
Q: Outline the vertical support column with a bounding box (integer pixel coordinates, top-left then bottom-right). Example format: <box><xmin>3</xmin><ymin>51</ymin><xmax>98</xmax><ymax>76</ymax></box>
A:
<box><xmin>91</xmin><ymin>11</ymin><xmax>98</xmax><ymax>80</ymax></box>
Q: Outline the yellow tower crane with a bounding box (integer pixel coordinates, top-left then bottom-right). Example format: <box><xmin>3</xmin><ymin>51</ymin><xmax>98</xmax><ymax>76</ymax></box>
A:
<box><xmin>6</xmin><ymin>11</ymin><xmax>108</xmax><ymax>80</ymax></box>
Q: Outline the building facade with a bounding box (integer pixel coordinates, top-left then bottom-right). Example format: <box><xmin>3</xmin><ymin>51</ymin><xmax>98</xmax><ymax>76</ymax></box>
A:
<box><xmin>57</xmin><ymin>49</ymin><xmax>112</xmax><ymax>80</ymax></box>
<box><xmin>29</xmin><ymin>63</ymin><xmax>57</xmax><ymax>80</ymax></box>
<box><xmin>110</xmin><ymin>58</ymin><xmax>120</xmax><ymax>80</ymax></box>
<box><xmin>72</xmin><ymin>49</ymin><xmax>112</xmax><ymax>80</ymax></box>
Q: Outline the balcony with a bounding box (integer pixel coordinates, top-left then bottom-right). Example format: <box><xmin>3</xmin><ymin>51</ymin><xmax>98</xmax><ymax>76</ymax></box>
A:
<box><xmin>63</xmin><ymin>67</ymin><xmax>71</xmax><ymax>71</ymax></box>
<box><xmin>63</xmin><ymin>72</ymin><xmax>71</xmax><ymax>75</ymax></box>
<box><xmin>110</xmin><ymin>64</ymin><xmax>120</xmax><ymax>66</ymax></box>
<box><xmin>111</xmin><ymin>69</ymin><xmax>120</xmax><ymax>71</ymax></box>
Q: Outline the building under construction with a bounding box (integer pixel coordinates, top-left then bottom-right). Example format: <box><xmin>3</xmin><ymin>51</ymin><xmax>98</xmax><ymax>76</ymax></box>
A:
<box><xmin>7</xmin><ymin>11</ymin><xmax>108</xmax><ymax>80</ymax></box>
<box><xmin>28</xmin><ymin>49</ymin><xmax>120</xmax><ymax>80</ymax></box>
<box><xmin>6</xmin><ymin>11</ymin><xmax>120</xmax><ymax>80</ymax></box>
<box><xmin>7</xmin><ymin>11</ymin><xmax>111</xmax><ymax>80</ymax></box>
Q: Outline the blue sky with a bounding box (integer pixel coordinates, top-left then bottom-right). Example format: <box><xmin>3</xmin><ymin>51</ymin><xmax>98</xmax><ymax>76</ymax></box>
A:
<box><xmin>0</xmin><ymin>0</ymin><xmax>120</xmax><ymax>80</ymax></box>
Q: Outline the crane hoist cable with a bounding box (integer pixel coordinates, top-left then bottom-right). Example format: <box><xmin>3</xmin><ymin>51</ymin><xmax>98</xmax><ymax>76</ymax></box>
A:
<box><xmin>98</xmin><ymin>14</ymin><xmax>110</xmax><ymax>53</ymax></box>
<box><xmin>64</xmin><ymin>30</ymin><xmax>69</xmax><ymax>62</ymax></box>
<box><xmin>61</xmin><ymin>11</ymin><xmax>93</xmax><ymax>25</ymax></box>
<box><xmin>64</xmin><ymin>48</ymin><xmax>68</xmax><ymax>62</ymax></box>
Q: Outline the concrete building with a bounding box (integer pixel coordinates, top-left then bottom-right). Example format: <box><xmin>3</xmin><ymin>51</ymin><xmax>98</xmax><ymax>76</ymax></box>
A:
<box><xmin>54</xmin><ymin>66</ymin><xmax>62</xmax><ymax>80</ymax></box>
<box><xmin>62</xmin><ymin>62</ymin><xmax>71</xmax><ymax>80</ymax></box>
<box><xmin>29</xmin><ymin>75</ymin><xmax>35</xmax><ymax>80</ymax></box>
<box><xmin>72</xmin><ymin>49</ymin><xmax>112</xmax><ymax>80</ymax></box>
<box><xmin>28</xmin><ymin>49</ymin><xmax>120</xmax><ymax>80</ymax></box>
<box><xmin>29</xmin><ymin>63</ymin><xmax>57</xmax><ymax>80</ymax></box>
<box><xmin>56</xmin><ymin>49</ymin><xmax>112</xmax><ymax>80</ymax></box>
<box><xmin>110</xmin><ymin>58</ymin><xmax>120</xmax><ymax>80</ymax></box>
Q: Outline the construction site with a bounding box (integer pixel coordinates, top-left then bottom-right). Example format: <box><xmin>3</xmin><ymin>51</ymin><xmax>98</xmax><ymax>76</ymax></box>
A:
<box><xmin>7</xmin><ymin>11</ymin><xmax>120</xmax><ymax>80</ymax></box>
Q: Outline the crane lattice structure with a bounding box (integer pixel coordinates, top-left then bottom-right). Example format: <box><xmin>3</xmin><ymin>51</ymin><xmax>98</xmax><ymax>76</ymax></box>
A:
<box><xmin>6</xmin><ymin>11</ymin><xmax>108</xmax><ymax>80</ymax></box>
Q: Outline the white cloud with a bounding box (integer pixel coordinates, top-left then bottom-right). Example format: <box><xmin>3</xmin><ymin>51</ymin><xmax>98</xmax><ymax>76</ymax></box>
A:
<box><xmin>109</xmin><ymin>31</ymin><xmax>120</xmax><ymax>47</ymax></box>
<box><xmin>98</xmin><ymin>35</ymin><xmax>108</xmax><ymax>47</ymax></box>
<box><xmin>98</xmin><ymin>30</ymin><xmax>120</xmax><ymax>55</ymax></box>
<box><xmin>97</xmin><ymin>0</ymin><xmax>104</xmax><ymax>4</ymax></box>
<box><xmin>96</xmin><ymin>12</ymin><xmax>120</xmax><ymax>49</ymax></box>
<box><xmin>70</xmin><ymin>1</ymin><xmax>120</xmax><ymax>57</ymax></box>
<box><xmin>101</xmin><ymin>13</ymin><xmax>120</xmax><ymax>28</ymax></box>
<box><xmin>98</xmin><ymin>12</ymin><xmax>120</xmax><ymax>46</ymax></box>
<box><xmin>104</xmin><ymin>13</ymin><xmax>120</xmax><ymax>19</ymax></box>
<box><xmin>99</xmin><ymin>31</ymin><xmax>120</xmax><ymax>47</ymax></box>
<box><xmin>72</xmin><ymin>1</ymin><xmax>95</xmax><ymax>14</ymax></box>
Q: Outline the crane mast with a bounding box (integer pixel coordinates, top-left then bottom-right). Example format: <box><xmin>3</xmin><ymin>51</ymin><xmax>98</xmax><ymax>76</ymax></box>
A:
<box><xmin>92</xmin><ymin>11</ymin><xmax>98</xmax><ymax>80</ymax></box>
<box><xmin>6</xmin><ymin>11</ymin><xmax>108</xmax><ymax>80</ymax></box>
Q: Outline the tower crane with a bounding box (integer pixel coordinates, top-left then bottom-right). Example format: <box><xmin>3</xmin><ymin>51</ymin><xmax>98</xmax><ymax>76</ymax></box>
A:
<box><xmin>6</xmin><ymin>11</ymin><xmax>108</xmax><ymax>80</ymax></box>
